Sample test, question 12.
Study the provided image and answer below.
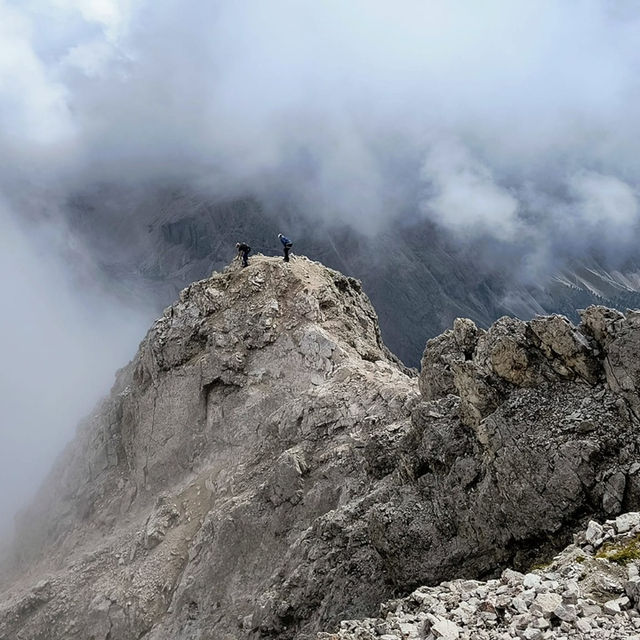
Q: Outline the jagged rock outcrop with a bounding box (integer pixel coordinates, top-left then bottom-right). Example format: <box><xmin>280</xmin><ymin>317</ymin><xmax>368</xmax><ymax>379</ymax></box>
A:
<box><xmin>421</xmin><ymin>312</ymin><xmax>603</xmax><ymax>427</ymax></box>
<box><xmin>3</xmin><ymin>257</ymin><xmax>640</xmax><ymax>640</ymax></box>
<box><xmin>319</xmin><ymin>513</ymin><xmax>640</xmax><ymax>639</ymax></box>
<box><xmin>257</xmin><ymin>306</ymin><xmax>640</xmax><ymax>638</ymax></box>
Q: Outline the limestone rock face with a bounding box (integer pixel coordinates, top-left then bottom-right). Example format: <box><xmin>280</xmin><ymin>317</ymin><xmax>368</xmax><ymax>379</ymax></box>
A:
<box><xmin>3</xmin><ymin>261</ymin><xmax>640</xmax><ymax>640</ymax></box>
<box><xmin>0</xmin><ymin>256</ymin><xmax>417</xmax><ymax>640</ymax></box>
<box><xmin>418</xmin><ymin>318</ymin><xmax>482</xmax><ymax>401</ymax></box>
<box><xmin>581</xmin><ymin>307</ymin><xmax>640</xmax><ymax>419</ymax></box>
<box><xmin>419</xmin><ymin>312</ymin><xmax>607</xmax><ymax>427</ymax></box>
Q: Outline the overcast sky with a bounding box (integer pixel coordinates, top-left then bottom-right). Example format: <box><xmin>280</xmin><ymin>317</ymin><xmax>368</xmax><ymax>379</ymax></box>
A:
<box><xmin>4</xmin><ymin>0</ymin><xmax>640</xmax><ymax>229</ymax></box>
<box><xmin>3</xmin><ymin>0</ymin><xmax>640</xmax><ymax>533</ymax></box>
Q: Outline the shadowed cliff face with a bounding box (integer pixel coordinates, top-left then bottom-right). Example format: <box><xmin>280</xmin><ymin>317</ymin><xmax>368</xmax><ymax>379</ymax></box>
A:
<box><xmin>2</xmin><ymin>258</ymin><xmax>640</xmax><ymax>640</ymax></box>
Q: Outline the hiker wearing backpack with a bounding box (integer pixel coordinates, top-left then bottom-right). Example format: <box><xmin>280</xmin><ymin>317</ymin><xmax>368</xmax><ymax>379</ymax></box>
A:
<box><xmin>236</xmin><ymin>242</ymin><xmax>251</xmax><ymax>267</ymax></box>
<box><xmin>278</xmin><ymin>234</ymin><xmax>293</xmax><ymax>262</ymax></box>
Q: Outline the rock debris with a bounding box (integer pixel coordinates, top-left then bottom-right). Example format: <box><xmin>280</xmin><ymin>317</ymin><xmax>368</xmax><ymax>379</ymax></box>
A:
<box><xmin>320</xmin><ymin>514</ymin><xmax>640</xmax><ymax>640</ymax></box>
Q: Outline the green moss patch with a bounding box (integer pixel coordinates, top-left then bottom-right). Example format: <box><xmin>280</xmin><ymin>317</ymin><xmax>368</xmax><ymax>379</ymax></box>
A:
<box><xmin>596</xmin><ymin>535</ymin><xmax>640</xmax><ymax>565</ymax></box>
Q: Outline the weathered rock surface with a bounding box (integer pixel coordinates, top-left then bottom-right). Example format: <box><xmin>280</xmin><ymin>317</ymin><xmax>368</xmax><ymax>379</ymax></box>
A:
<box><xmin>3</xmin><ymin>258</ymin><xmax>640</xmax><ymax>640</ymax></box>
<box><xmin>318</xmin><ymin>514</ymin><xmax>640</xmax><ymax>640</ymax></box>
<box><xmin>0</xmin><ymin>256</ymin><xmax>416</xmax><ymax>640</ymax></box>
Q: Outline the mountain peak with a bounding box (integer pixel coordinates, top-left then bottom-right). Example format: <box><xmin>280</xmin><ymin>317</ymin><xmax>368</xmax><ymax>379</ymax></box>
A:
<box><xmin>4</xmin><ymin>260</ymin><xmax>640</xmax><ymax>640</ymax></box>
<box><xmin>1</xmin><ymin>256</ymin><xmax>417</xmax><ymax>639</ymax></box>
<box><xmin>144</xmin><ymin>254</ymin><xmax>400</xmax><ymax>380</ymax></box>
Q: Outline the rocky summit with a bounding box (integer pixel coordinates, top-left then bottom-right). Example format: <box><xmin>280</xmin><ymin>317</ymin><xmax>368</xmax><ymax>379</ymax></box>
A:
<box><xmin>3</xmin><ymin>256</ymin><xmax>640</xmax><ymax>639</ymax></box>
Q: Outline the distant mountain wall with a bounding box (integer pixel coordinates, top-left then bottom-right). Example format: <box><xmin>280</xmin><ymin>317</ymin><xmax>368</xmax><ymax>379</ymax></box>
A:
<box><xmin>64</xmin><ymin>187</ymin><xmax>640</xmax><ymax>367</ymax></box>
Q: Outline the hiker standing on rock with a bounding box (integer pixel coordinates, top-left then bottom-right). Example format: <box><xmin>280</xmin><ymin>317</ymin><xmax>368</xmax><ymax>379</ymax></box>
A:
<box><xmin>236</xmin><ymin>242</ymin><xmax>251</xmax><ymax>268</ymax></box>
<box><xmin>278</xmin><ymin>234</ymin><xmax>293</xmax><ymax>262</ymax></box>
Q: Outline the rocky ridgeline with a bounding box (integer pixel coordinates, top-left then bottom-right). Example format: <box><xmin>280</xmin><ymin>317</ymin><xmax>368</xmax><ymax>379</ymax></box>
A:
<box><xmin>420</xmin><ymin>307</ymin><xmax>640</xmax><ymax>429</ymax></box>
<box><xmin>319</xmin><ymin>513</ymin><xmax>640</xmax><ymax>640</ymax></box>
<box><xmin>3</xmin><ymin>257</ymin><xmax>640</xmax><ymax>639</ymax></box>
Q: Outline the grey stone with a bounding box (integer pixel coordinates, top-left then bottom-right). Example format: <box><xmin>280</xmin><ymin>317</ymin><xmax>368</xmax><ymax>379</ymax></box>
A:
<box><xmin>575</xmin><ymin>618</ymin><xmax>592</xmax><ymax>634</ymax></box>
<box><xmin>512</xmin><ymin>597</ymin><xmax>529</xmax><ymax>613</ymax></box>
<box><xmin>561</xmin><ymin>581</ymin><xmax>579</xmax><ymax>604</ymax></box>
<box><xmin>430</xmin><ymin>616</ymin><xmax>461</xmax><ymax>639</ymax></box>
<box><xmin>531</xmin><ymin>617</ymin><xmax>550</xmax><ymax>630</ymax></box>
<box><xmin>529</xmin><ymin>314</ymin><xmax>600</xmax><ymax>384</ymax></box>
<box><xmin>616</xmin><ymin>513</ymin><xmax>640</xmax><ymax>534</ymax></box>
<box><xmin>4</xmin><ymin>263</ymin><xmax>640</xmax><ymax>640</ymax></box>
<box><xmin>553</xmin><ymin>604</ymin><xmax>576</xmax><ymax>622</ymax></box>
<box><xmin>419</xmin><ymin>331</ymin><xmax>462</xmax><ymax>400</ymax></box>
<box><xmin>530</xmin><ymin>593</ymin><xmax>562</xmax><ymax>618</ymax></box>
<box><xmin>603</xmin><ymin>472</ymin><xmax>627</xmax><ymax>515</ymax></box>
<box><xmin>523</xmin><ymin>574</ymin><xmax>543</xmax><ymax>590</ymax></box>
<box><xmin>586</xmin><ymin>520</ymin><xmax>605</xmax><ymax>545</ymax></box>
<box><xmin>579</xmin><ymin>600</ymin><xmax>602</xmax><ymax>617</ymax></box>
<box><xmin>603</xmin><ymin>599</ymin><xmax>621</xmax><ymax>615</ymax></box>
<box><xmin>625</xmin><ymin>577</ymin><xmax>640</xmax><ymax>604</ymax></box>
<box><xmin>502</xmin><ymin>569</ymin><xmax>525</xmax><ymax>586</ymax></box>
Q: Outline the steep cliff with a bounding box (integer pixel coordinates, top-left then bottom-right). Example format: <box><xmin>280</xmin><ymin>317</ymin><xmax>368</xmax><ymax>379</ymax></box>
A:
<box><xmin>0</xmin><ymin>255</ymin><xmax>416</xmax><ymax>639</ymax></box>
<box><xmin>2</xmin><ymin>257</ymin><xmax>640</xmax><ymax>640</ymax></box>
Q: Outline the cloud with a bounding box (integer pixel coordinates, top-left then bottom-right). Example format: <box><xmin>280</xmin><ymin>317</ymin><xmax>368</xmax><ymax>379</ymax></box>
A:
<box><xmin>4</xmin><ymin>0</ymin><xmax>640</xmax><ymax>530</ymax></box>
<box><xmin>569</xmin><ymin>171</ymin><xmax>638</xmax><ymax>229</ymax></box>
<box><xmin>420</xmin><ymin>140</ymin><xmax>520</xmax><ymax>241</ymax></box>
<box><xmin>3</xmin><ymin>0</ymin><xmax>640</xmax><ymax>234</ymax></box>
<box><xmin>0</xmin><ymin>1</ymin><xmax>73</xmax><ymax>145</ymax></box>
<box><xmin>0</xmin><ymin>198</ymin><xmax>149</xmax><ymax>537</ymax></box>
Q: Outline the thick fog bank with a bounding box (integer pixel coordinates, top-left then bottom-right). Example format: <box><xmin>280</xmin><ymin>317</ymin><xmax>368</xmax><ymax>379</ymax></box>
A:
<box><xmin>0</xmin><ymin>202</ymin><xmax>150</xmax><ymax>537</ymax></box>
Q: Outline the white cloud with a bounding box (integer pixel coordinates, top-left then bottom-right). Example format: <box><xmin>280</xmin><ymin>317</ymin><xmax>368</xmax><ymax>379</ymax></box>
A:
<box><xmin>569</xmin><ymin>171</ymin><xmax>638</xmax><ymax>228</ymax></box>
<box><xmin>0</xmin><ymin>1</ymin><xmax>74</xmax><ymax>144</ymax></box>
<box><xmin>48</xmin><ymin>0</ymin><xmax>130</xmax><ymax>36</ymax></box>
<box><xmin>0</xmin><ymin>198</ymin><xmax>148</xmax><ymax>534</ymax></box>
<box><xmin>420</xmin><ymin>140</ymin><xmax>520</xmax><ymax>241</ymax></box>
<box><xmin>61</xmin><ymin>39</ymin><xmax>120</xmax><ymax>76</ymax></box>
<box><xmin>3</xmin><ymin>0</ymin><xmax>640</xmax><ymax>232</ymax></box>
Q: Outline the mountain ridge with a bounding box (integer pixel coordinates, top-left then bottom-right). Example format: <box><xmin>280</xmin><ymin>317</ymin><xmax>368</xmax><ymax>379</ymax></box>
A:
<box><xmin>3</xmin><ymin>256</ymin><xmax>640</xmax><ymax>639</ymax></box>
